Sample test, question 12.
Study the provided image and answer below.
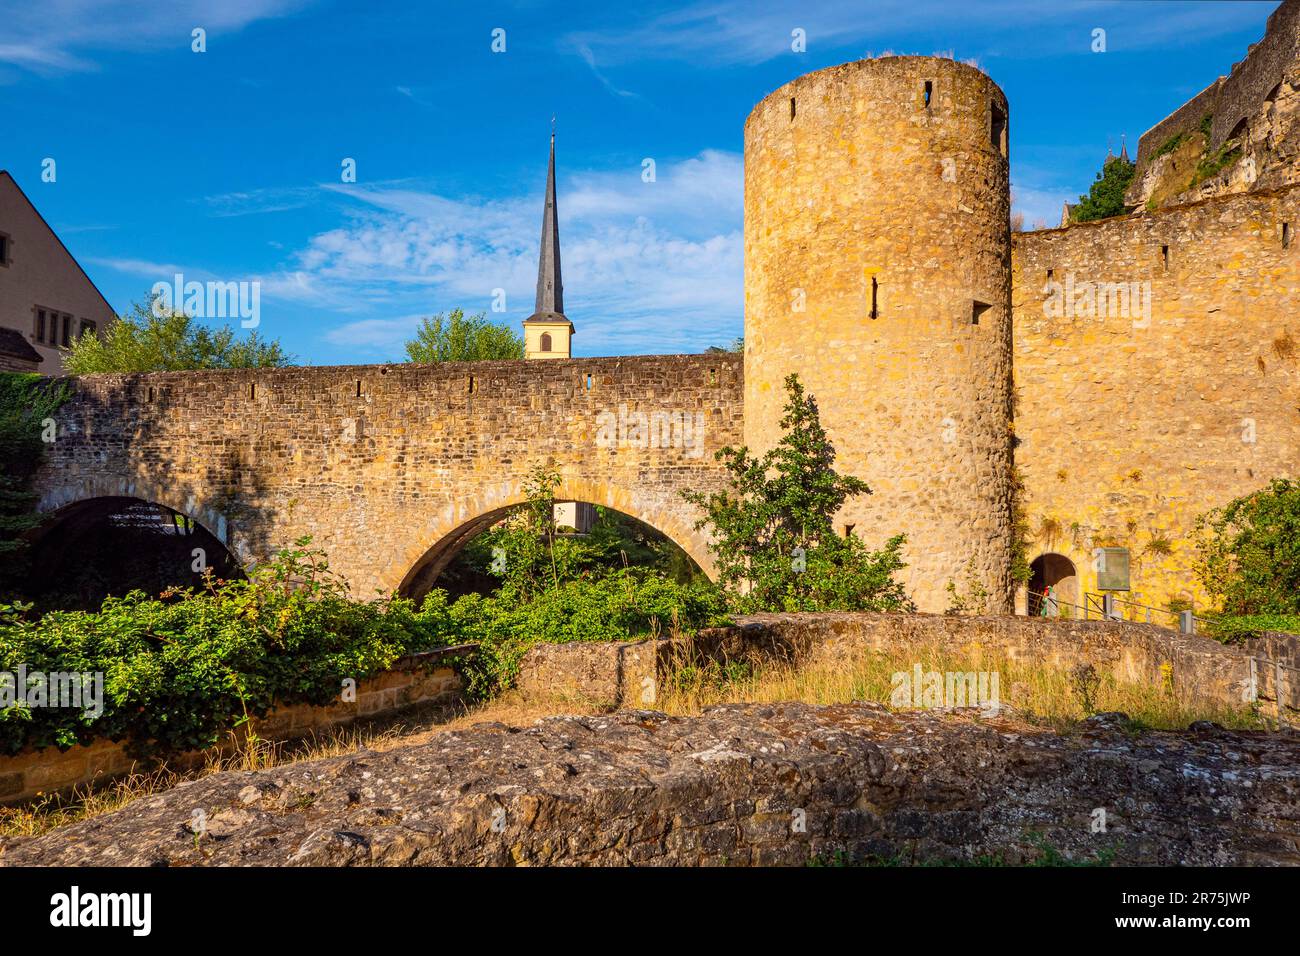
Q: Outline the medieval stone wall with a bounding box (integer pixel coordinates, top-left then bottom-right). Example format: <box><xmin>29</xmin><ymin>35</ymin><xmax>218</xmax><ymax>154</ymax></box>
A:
<box><xmin>35</xmin><ymin>354</ymin><xmax>744</xmax><ymax>596</ymax></box>
<box><xmin>744</xmin><ymin>56</ymin><xmax>1015</xmax><ymax>613</ymax></box>
<box><xmin>1012</xmin><ymin>186</ymin><xmax>1300</xmax><ymax>613</ymax></box>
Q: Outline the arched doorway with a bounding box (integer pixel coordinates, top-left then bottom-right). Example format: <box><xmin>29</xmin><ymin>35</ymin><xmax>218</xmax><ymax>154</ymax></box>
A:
<box><xmin>1028</xmin><ymin>553</ymin><xmax>1078</xmax><ymax>616</ymax></box>
<box><xmin>26</xmin><ymin>496</ymin><xmax>242</xmax><ymax>611</ymax></box>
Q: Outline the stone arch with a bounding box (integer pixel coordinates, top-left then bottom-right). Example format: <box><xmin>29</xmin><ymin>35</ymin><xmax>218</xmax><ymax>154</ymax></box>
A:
<box><xmin>35</xmin><ymin>477</ymin><xmax>247</xmax><ymax>563</ymax></box>
<box><xmin>389</xmin><ymin>476</ymin><xmax>716</xmax><ymax>598</ymax></box>
<box><xmin>1026</xmin><ymin>552</ymin><xmax>1079</xmax><ymax>616</ymax></box>
<box><xmin>27</xmin><ymin>491</ymin><xmax>244</xmax><ymax>609</ymax></box>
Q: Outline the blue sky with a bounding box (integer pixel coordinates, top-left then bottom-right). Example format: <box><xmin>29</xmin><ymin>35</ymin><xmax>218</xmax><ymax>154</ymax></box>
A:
<box><xmin>0</xmin><ymin>0</ymin><xmax>1280</xmax><ymax>364</ymax></box>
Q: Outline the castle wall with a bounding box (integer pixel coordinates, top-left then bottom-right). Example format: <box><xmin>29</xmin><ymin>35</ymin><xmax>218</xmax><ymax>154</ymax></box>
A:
<box><xmin>744</xmin><ymin>57</ymin><xmax>1015</xmax><ymax>613</ymax></box>
<box><xmin>1012</xmin><ymin>186</ymin><xmax>1300</xmax><ymax>614</ymax></box>
<box><xmin>35</xmin><ymin>355</ymin><xmax>744</xmax><ymax>596</ymax></box>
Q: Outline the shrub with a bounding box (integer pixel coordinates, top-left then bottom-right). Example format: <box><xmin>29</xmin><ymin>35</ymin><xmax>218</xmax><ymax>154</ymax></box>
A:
<box><xmin>1204</xmin><ymin>614</ymin><xmax>1300</xmax><ymax>643</ymax></box>
<box><xmin>0</xmin><ymin>538</ymin><xmax>458</xmax><ymax>757</ymax></box>
<box><xmin>1194</xmin><ymin>478</ymin><xmax>1300</xmax><ymax>615</ymax></box>
<box><xmin>445</xmin><ymin>569</ymin><xmax>729</xmax><ymax>699</ymax></box>
<box><xmin>684</xmin><ymin>373</ymin><xmax>913</xmax><ymax>614</ymax></box>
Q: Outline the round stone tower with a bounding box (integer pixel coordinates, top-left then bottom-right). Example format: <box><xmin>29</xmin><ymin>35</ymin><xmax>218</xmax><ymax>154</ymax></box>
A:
<box><xmin>743</xmin><ymin>56</ymin><xmax>1014</xmax><ymax>613</ymax></box>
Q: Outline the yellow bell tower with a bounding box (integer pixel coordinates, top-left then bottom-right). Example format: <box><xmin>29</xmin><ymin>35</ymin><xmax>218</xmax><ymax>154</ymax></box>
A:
<box><xmin>523</xmin><ymin>131</ymin><xmax>574</xmax><ymax>360</ymax></box>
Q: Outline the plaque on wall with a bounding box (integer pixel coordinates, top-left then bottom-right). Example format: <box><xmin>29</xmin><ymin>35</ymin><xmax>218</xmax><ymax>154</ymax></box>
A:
<box><xmin>1095</xmin><ymin>547</ymin><xmax>1131</xmax><ymax>591</ymax></box>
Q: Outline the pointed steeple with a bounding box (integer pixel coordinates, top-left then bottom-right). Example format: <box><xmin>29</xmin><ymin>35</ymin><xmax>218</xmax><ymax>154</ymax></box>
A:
<box><xmin>523</xmin><ymin>127</ymin><xmax>574</xmax><ymax>360</ymax></box>
<box><xmin>1119</xmin><ymin>134</ymin><xmax>1130</xmax><ymax>163</ymax></box>
<box><xmin>533</xmin><ymin>131</ymin><xmax>564</xmax><ymax>318</ymax></box>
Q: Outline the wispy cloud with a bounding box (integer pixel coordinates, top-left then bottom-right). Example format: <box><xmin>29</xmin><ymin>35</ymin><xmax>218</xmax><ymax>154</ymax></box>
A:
<box><xmin>298</xmin><ymin>150</ymin><xmax>744</xmax><ymax>358</ymax></box>
<box><xmin>572</xmin><ymin>42</ymin><xmax>640</xmax><ymax>99</ymax></box>
<box><xmin>0</xmin><ymin>0</ymin><xmax>316</xmax><ymax>76</ymax></box>
<box><xmin>198</xmin><ymin>185</ymin><xmax>323</xmax><ymax>218</ymax></box>
<box><xmin>564</xmin><ymin>0</ymin><xmax>1274</xmax><ymax>67</ymax></box>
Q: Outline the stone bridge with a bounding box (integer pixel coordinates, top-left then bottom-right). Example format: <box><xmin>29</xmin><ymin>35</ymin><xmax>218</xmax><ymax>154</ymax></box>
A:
<box><xmin>34</xmin><ymin>354</ymin><xmax>743</xmax><ymax>596</ymax></box>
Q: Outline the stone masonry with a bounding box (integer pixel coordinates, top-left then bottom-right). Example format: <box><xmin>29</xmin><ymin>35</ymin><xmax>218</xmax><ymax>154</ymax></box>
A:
<box><xmin>35</xmin><ymin>354</ymin><xmax>743</xmax><ymax>597</ymax></box>
<box><xmin>3</xmin><ymin>701</ymin><xmax>1296</xmax><ymax>866</ymax></box>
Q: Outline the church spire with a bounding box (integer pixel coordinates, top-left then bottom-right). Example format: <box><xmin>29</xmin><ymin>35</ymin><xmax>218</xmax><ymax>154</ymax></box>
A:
<box><xmin>533</xmin><ymin>130</ymin><xmax>564</xmax><ymax>317</ymax></box>
<box><xmin>523</xmin><ymin>127</ymin><xmax>574</xmax><ymax>361</ymax></box>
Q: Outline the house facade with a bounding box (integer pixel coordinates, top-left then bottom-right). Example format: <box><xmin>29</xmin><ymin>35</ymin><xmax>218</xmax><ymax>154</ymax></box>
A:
<box><xmin>0</xmin><ymin>171</ymin><xmax>116</xmax><ymax>374</ymax></box>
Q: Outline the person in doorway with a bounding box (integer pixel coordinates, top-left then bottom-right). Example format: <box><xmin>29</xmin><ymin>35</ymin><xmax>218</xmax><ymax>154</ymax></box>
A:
<box><xmin>1041</xmin><ymin>583</ymin><xmax>1059</xmax><ymax>617</ymax></box>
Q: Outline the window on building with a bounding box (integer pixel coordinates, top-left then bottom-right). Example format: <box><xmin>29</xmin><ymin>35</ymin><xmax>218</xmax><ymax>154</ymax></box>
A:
<box><xmin>923</xmin><ymin>81</ymin><xmax>932</xmax><ymax>108</ymax></box>
<box><xmin>540</xmin><ymin>332</ymin><xmax>552</xmax><ymax>352</ymax></box>
<box><xmin>972</xmin><ymin>300</ymin><xmax>992</xmax><ymax>325</ymax></box>
<box><xmin>79</xmin><ymin>319</ymin><xmax>97</xmax><ymax>338</ymax></box>
<box><xmin>790</xmin><ymin>97</ymin><xmax>796</xmax><ymax>120</ymax></box>
<box><xmin>870</xmin><ymin>276</ymin><xmax>879</xmax><ymax>319</ymax></box>
<box><xmin>35</xmin><ymin>309</ymin><xmax>47</xmax><ymax>343</ymax></box>
<box><xmin>62</xmin><ymin>314</ymin><xmax>72</xmax><ymax>347</ymax></box>
<box><xmin>0</xmin><ymin>233</ymin><xmax>10</xmax><ymax>266</ymax></box>
<box><xmin>1283</xmin><ymin>223</ymin><xmax>1291</xmax><ymax>249</ymax></box>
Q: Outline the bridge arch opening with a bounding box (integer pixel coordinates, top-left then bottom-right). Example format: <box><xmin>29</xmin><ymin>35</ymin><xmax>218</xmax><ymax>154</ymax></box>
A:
<box><xmin>398</xmin><ymin>501</ymin><xmax>706</xmax><ymax>602</ymax></box>
<box><xmin>26</xmin><ymin>496</ymin><xmax>243</xmax><ymax>611</ymax></box>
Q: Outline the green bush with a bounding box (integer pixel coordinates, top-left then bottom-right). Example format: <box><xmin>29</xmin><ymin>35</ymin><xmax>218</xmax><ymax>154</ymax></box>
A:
<box><xmin>0</xmin><ymin>538</ymin><xmax>458</xmax><ymax>757</ymax></box>
<box><xmin>1194</xmin><ymin>478</ymin><xmax>1300</xmax><ymax>616</ymax></box>
<box><xmin>1204</xmin><ymin>614</ymin><xmax>1300</xmax><ymax>643</ymax></box>
<box><xmin>442</xmin><ymin>569</ymin><xmax>729</xmax><ymax>699</ymax></box>
<box><xmin>684</xmin><ymin>374</ymin><xmax>914</xmax><ymax>614</ymax></box>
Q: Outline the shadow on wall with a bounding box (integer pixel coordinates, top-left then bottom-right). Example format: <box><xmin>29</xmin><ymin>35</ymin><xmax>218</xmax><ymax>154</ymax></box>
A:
<box><xmin>27</xmin><ymin>378</ymin><xmax>281</xmax><ymax>608</ymax></box>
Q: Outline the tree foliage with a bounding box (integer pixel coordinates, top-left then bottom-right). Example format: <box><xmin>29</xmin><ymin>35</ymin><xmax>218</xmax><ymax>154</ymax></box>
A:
<box><xmin>684</xmin><ymin>374</ymin><xmax>913</xmax><ymax>613</ymax></box>
<box><xmin>1069</xmin><ymin>155</ymin><xmax>1135</xmax><ymax>223</ymax></box>
<box><xmin>440</xmin><ymin>467</ymin><xmax>727</xmax><ymax>696</ymax></box>
<box><xmin>0</xmin><ymin>374</ymin><xmax>69</xmax><ymax>598</ymax></box>
<box><xmin>63</xmin><ymin>301</ymin><xmax>291</xmax><ymax>374</ymax></box>
<box><xmin>1195</xmin><ymin>478</ymin><xmax>1300</xmax><ymax>616</ymax></box>
<box><xmin>0</xmin><ymin>539</ymin><xmax>458</xmax><ymax>756</ymax></box>
<box><xmin>404</xmin><ymin>309</ymin><xmax>524</xmax><ymax>363</ymax></box>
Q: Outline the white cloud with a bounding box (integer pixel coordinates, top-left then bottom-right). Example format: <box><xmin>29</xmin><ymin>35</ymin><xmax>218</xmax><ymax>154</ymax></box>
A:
<box><xmin>563</xmin><ymin>0</ymin><xmax>1273</xmax><ymax>67</ymax></box>
<box><xmin>0</xmin><ymin>0</ymin><xmax>315</xmax><ymax>75</ymax></box>
<box><xmin>296</xmin><ymin>151</ymin><xmax>744</xmax><ymax>358</ymax></box>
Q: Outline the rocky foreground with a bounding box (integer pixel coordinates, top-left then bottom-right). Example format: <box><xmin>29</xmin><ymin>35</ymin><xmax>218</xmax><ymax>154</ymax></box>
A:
<box><xmin>3</xmin><ymin>702</ymin><xmax>1298</xmax><ymax>866</ymax></box>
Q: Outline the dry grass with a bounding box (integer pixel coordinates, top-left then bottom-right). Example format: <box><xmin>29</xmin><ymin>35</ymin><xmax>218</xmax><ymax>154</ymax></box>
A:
<box><xmin>0</xmin><ymin>643</ymin><xmax>1268</xmax><ymax>841</ymax></box>
<box><xmin>655</xmin><ymin>642</ymin><xmax>1266</xmax><ymax>733</ymax></box>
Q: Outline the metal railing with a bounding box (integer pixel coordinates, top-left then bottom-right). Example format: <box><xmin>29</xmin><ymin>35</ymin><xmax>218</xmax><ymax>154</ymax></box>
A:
<box><xmin>1026</xmin><ymin>588</ymin><xmax>1298</xmax><ymax>730</ymax></box>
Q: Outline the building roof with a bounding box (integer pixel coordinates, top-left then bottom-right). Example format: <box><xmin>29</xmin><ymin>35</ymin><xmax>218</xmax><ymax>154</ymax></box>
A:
<box><xmin>0</xmin><ymin>169</ymin><xmax>117</xmax><ymax>318</ymax></box>
<box><xmin>0</xmin><ymin>326</ymin><xmax>43</xmax><ymax>365</ymax></box>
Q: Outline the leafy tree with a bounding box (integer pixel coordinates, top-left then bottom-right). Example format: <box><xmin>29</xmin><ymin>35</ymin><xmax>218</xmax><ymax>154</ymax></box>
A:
<box><xmin>0</xmin><ymin>374</ymin><xmax>68</xmax><ymax>598</ymax></box>
<box><xmin>1070</xmin><ymin>155</ymin><xmax>1135</xmax><ymax>223</ymax></box>
<box><xmin>683</xmin><ymin>373</ymin><xmax>913</xmax><ymax>613</ymax></box>
<box><xmin>1195</xmin><ymin>478</ymin><xmax>1300</xmax><ymax>616</ymax></box>
<box><xmin>404</xmin><ymin>309</ymin><xmax>523</xmax><ymax>363</ymax></box>
<box><xmin>64</xmin><ymin>301</ymin><xmax>291</xmax><ymax>374</ymax></box>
